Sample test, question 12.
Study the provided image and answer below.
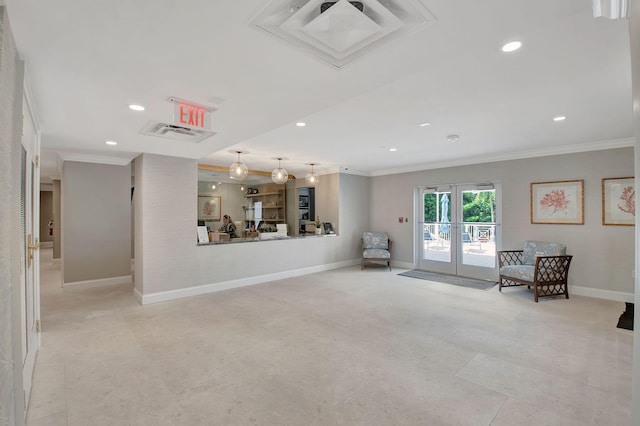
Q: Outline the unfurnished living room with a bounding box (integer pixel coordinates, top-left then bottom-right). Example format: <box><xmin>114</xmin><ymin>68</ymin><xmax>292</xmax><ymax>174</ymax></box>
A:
<box><xmin>1</xmin><ymin>0</ymin><xmax>640</xmax><ymax>425</ymax></box>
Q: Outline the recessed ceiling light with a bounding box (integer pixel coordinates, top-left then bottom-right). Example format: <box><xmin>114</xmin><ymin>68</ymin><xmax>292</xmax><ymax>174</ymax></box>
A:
<box><xmin>501</xmin><ymin>41</ymin><xmax>522</xmax><ymax>52</ymax></box>
<box><xmin>446</xmin><ymin>134</ymin><xmax>459</xmax><ymax>142</ymax></box>
<box><xmin>553</xmin><ymin>116</ymin><xmax>566</xmax><ymax>122</ymax></box>
<box><xmin>105</xmin><ymin>140</ymin><xmax>118</xmax><ymax>146</ymax></box>
<box><xmin>296</xmin><ymin>122</ymin><xmax>306</xmax><ymax>127</ymax></box>
<box><xmin>419</xmin><ymin>122</ymin><xmax>431</xmax><ymax>127</ymax></box>
<box><xmin>128</xmin><ymin>104</ymin><xmax>145</xmax><ymax>111</ymax></box>
<box><xmin>389</xmin><ymin>148</ymin><xmax>397</xmax><ymax>152</ymax></box>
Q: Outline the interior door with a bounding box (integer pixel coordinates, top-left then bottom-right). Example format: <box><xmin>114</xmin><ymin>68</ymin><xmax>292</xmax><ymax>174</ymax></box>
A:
<box><xmin>20</xmin><ymin>95</ymin><xmax>41</xmax><ymax>409</ymax></box>
<box><xmin>417</xmin><ymin>184</ymin><xmax>499</xmax><ymax>280</ymax></box>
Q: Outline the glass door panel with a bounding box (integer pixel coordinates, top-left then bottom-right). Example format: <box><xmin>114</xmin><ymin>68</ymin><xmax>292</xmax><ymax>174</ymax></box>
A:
<box><xmin>419</xmin><ymin>188</ymin><xmax>455</xmax><ymax>275</ymax></box>
<box><xmin>457</xmin><ymin>186</ymin><xmax>497</xmax><ymax>280</ymax></box>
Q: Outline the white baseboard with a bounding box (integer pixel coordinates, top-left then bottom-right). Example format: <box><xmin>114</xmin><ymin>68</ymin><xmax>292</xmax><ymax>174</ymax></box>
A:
<box><xmin>139</xmin><ymin>259</ymin><xmax>360</xmax><ymax>305</ymax></box>
<box><xmin>53</xmin><ymin>258</ymin><xmax>61</xmax><ymax>266</ymax></box>
<box><xmin>570</xmin><ymin>285</ymin><xmax>634</xmax><ymax>303</ymax></box>
<box><xmin>393</xmin><ymin>261</ymin><xmax>414</xmax><ymax>270</ymax></box>
<box><xmin>63</xmin><ymin>275</ymin><xmax>132</xmax><ymax>288</ymax></box>
<box><xmin>134</xmin><ymin>287</ymin><xmax>143</xmax><ymax>304</ymax></box>
<box><xmin>40</xmin><ymin>241</ymin><xmax>53</xmax><ymax>248</ymax></box>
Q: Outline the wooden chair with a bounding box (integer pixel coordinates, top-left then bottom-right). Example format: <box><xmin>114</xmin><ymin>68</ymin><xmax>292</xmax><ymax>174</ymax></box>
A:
<box><xmin>498</xmin><ymin>241</ymin><xmax>572</xmax><ymax>302</ymax></box>
<box><xmin>361</xmin><ymin>232</ymin><xmax>392</xmax><ymax>271</ymax></box>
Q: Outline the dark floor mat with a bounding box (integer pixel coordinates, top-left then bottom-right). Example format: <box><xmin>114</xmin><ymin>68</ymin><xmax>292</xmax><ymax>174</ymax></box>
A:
<box><xmin>398</xmin><ymin>270</ymin><xmax>497</xmax><ymax>291</ymax></box>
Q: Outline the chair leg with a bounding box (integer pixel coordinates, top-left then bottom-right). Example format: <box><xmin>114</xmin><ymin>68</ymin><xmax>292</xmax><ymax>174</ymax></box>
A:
<box><xmin>498</xmin><ymin>278</ymin><xmax>502</xmax><ymax>292</ymax></box>
<box><xmin>387</xmin><ymin>261</ymin><xmax>391</xmax><ymax>271</ymax></box>
<box><xmin>533</xmin><ymin>283</ymin><xmax>539</xmax><ymax>302</ymax></box>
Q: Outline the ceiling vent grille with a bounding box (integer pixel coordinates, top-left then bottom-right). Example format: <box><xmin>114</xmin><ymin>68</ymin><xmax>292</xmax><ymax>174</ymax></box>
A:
<box><xmin>140</xmin><ymin>121</ymin><xmax>215</xmax><ymax>143</ymax></box>
<box><xmin>251</xmin><ymin>0</ymin><xmax>436</xmax><ymax>68</ymax></box>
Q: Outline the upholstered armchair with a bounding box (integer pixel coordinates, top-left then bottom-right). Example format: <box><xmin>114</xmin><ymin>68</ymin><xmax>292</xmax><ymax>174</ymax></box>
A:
<box><xmin>362</xmin><ymin>232</ymin><xmax>392</xmax><ymax>271</ymax></box>
<box><xmin>498</xmin><ymin>241</ymin><xmax>573</xmax><ymax>302</ymax></box>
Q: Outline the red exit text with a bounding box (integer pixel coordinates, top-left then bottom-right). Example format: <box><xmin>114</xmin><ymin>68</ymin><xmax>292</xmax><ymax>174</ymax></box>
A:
<box><xmin>178</xmin><ymin>104</ymin><xmax>206</xmax><ymax>129</ymax></box>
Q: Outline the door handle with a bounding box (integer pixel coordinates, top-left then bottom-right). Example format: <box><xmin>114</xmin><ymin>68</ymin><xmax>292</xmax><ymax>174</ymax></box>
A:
<box><xmin>27</xmin><ymin>234</ymin><xmax>39</xmax><ymax>268</ymax></box>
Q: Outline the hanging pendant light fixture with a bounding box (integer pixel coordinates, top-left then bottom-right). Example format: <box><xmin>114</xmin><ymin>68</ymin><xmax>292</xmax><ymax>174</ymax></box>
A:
<box><xmin>271</xmin><ymin>157</ymin><xmax>288</xmax><ymax>184</ymax></box>
<box><xmin>305</xmin><ymin>163</ymin><xmax>319</xmax><ymax>185</ymax></box>
<box><xmin>229</xmin><ymin>151</ymin><xmax>248</xmax><ymax>181</ymax></box>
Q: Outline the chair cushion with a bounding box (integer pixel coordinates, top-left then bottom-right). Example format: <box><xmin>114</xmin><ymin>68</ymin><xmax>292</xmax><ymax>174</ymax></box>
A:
<box><xmin>363</xmin><ymin>248</ymin><xmax>391</xmax><ymax>259</ymax></box>
<box><xmin>522</xmin><ymin>241</ymin><xmax>566</xmax><ymax>266</ymax></box>
<box><xmin>363</xmin><ymin>232</ymin><xmax>389</xmax><ymax>250</ymax></box>
<box><xmin>500</xmin><ymin>265</ymin><xmax>534</xmax><ymax>282</ymax></box>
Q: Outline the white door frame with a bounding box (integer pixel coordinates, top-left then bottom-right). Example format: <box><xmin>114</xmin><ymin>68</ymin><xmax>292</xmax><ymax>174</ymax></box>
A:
<box><xmin>416</xmin><ymin>183</ymin><xmax>501</xmax><ymax>281</ymax></box>
<box><xmin>19</xmin><ymin>84</ymin><xmax>41</xmax><ymax>413</ymax></box>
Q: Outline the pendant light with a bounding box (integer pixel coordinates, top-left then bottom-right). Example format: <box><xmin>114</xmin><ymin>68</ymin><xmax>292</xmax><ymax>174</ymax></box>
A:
<box><xmin>229</xmin><ymin>151</ymin><xmax>248</xmax><ymax>181</ymax></box>
<box><xmin>271</xmin><ymin>158</ymin><xmax>288</xmax><ymax>184</ymax></box>
<box><xmin>305</xmin><ymin>163</ymin><xmax>319</xmax><ymax>185</ymax></box>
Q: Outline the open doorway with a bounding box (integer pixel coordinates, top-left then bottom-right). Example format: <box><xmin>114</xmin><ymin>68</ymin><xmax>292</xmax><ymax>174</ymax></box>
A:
<box><xmin>298</xmin><ymin>187</ymin><xmax>315</xmax><ymax>234</ymax></box>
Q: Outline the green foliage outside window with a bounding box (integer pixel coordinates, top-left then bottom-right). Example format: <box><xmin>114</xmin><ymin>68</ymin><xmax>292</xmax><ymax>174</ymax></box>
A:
<box><xmin>423</xmin><ymin>191</ymin><xmax>495</xmax><ymax>223</ymax></box>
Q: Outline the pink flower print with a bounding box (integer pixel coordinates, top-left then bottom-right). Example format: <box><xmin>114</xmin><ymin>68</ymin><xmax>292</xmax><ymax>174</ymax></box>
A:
<box><xmin>203</xmin><ymin>201</ymin><xmax>214</xmax><ymax>216</ymax></box>
<box><xmin>539</xmin><ymin>189</ymin><xmax>570</xmax><ymax>215</ymax></box>
<box><xmin>617</xmin><ymin>186</ymin><xmax>635</xmax><ymax>216</ymax></box>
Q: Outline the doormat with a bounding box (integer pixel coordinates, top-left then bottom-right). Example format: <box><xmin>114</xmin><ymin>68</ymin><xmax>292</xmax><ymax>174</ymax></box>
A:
<box><xmin>617</xmin><ymin>302</ymin><xmax>634</xmax><ymax>330</ymax></box>
<box><xmin>398</xmin><ymin>270</ymin><xmax>497</xmax><ymax>291</ymax></box>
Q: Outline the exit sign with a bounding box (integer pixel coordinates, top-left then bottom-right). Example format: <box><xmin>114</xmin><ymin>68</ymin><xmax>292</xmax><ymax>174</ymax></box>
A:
<box><xmin>170</xmin><ymin>98</ymin><xmax>214</xmax><ymax>130</ymax></box>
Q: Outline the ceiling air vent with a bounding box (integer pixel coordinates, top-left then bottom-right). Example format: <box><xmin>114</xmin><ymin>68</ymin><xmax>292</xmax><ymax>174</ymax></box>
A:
<box><xmin>140</xmin><ymin>121</ymin><xmax>215</xmax><ymax>143</ymax></box>
<box><xmin>252</xmin><ymin>0</ymin><xmax>436</xmax><ymax>68</ymax></box>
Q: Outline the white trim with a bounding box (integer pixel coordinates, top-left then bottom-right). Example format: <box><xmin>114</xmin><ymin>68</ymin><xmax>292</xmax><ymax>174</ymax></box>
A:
<box><xmin>371</xmin><ymin>138</ymin><xmax>635</xmax><ymax>177</ymax></box>
<box><xmin>40</xmin><ymin>241</ymin><xmax>53</xmax><ymax>248</ymax></box>
<box><xmin>134</xmin><ymin>287</ymin><xmax>143</xmax><ymax>304</ymax></box>
<box><xmin>58</xmin><ymin>152</ymin><xmax>136</xmax><ymax>166</ymax></box>
<box><xmin>139</xmin><ymin>259</ymin><xmax>359</xmax><ymax>305</ymax></box>
<box><xmin>393</xmin><ymin>261</ymin><xmax>414</xmax><ymax>270</ymax></box>
<box><xmin>570</xmin><ymin>285</ymin><xmax>634</xmax><ymax>302</ymax></box>
<box><xmin>63</xmin><ymin>275</ymin><xmax>132</xmax><ymax>288</ymax></box>
<box><xmin>52</xmin><ymin>258</ymin><xmax>61</xmax><ymax>266</ymax></box>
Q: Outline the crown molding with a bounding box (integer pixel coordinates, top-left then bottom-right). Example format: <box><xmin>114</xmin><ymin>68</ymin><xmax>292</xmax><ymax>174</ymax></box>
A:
<box><xmin>58</xmin><ymin>153</ymin><xmax>136</xmax><ymax>167</ymax></box>
<box><xmin>370</xmin><ymin>137</ymin><xmax>635</xmax><ymax>177</ymax></box>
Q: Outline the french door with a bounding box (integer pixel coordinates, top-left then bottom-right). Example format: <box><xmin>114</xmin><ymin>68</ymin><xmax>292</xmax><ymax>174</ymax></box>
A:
<box><xmin>20</xmin><ymin>94</ymin><xmax>41</xmax><ymax>410</ymax></box>
<box><xmin>417</xmin><ymin>183</ymin><xmax>500</xmax><ymax>281</ymax></box>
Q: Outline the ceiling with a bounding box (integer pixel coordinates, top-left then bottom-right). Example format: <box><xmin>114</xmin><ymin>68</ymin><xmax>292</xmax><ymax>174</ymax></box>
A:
<box><xmin>5</xmin><ymin>0</ymin><xmax>634</xmax><ymax>182</ymax></box>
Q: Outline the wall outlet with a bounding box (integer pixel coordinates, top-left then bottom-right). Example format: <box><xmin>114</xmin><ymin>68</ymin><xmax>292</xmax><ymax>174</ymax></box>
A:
<box><xmin>398</xmin><ymin>217</ymin><xmax>404</xmax><ymax>223</ymax></box>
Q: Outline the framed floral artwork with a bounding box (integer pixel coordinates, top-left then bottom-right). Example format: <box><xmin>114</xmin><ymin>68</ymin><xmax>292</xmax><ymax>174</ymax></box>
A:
<box><xmin>602</xmin><ymin>177</ymin><xmax>635</xmax><ymax>226</ymax></box>
<box><xmin>531</xmin><ymin>180</ymin><xmax>584</xmax><ymax>224</ymax></box>
<box><xmin>198</xmin><ymin>196</ymin><xmax>221</xmax><ymax>221</ymax></box>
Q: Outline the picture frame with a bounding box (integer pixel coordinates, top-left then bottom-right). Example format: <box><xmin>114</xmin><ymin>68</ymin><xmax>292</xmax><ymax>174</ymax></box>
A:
<box><xmin>198</xmin><ymin>196</ymin><xmax>221</xmax><ymax>221</ymax></box>
<box><xmin>197</xmin><ymin>226</ymin><xmax>210</xmax><ymax>243</ymax></box>
<box><xmin>602</xmin><ymin>177</ymin><xmax>635</xmax><ymax>226</ymax></box>
<box><xmin>530</xmin><ymin>180</ymin><xmax>584</xmax><ymax>224</ymax></box>
<box><xmin>299</xmin><ymin>195</ymin><xmax>309</xmax><ymax>208</ymax></box>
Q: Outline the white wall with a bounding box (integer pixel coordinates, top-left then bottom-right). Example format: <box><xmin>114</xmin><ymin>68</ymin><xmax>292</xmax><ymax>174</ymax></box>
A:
<box><xmin>370</xmin><ymin>148</ymin><xmax>635</xmax><ymax>295</ymax></box>
<box><xmin>339</xmin><ymin>173</ymin><xmax>371</xmax><ymax>260</ymax></box>
<box><xmin>62</xmin><ymin>161</ymin><xmax>131</xmax><ymax>284</ymax></box>
<box><xmin>630</xmin><ymin>0</ymin><xmax>640</xmax><ymax>423</ymax></box>
<box><xmin>0</xmin><ymin>6</ymin><xmax>25</xmax><ymax>424</ymax></box>
<box><xmin>134</xmin><ymin>153</ymin><xmax>368</xmax><ymax>302</ymax></box>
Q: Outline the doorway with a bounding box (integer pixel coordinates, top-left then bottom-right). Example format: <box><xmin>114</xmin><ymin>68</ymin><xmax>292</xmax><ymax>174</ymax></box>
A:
<box><xmin>417</xmin><ymin>183</ymin><xmax>500</xmax><ymax>281</ymax></box>
<box><xmin>298</xmin><ymin>187</ymin><xmax>315</xmax><ymax>234</ymax></box>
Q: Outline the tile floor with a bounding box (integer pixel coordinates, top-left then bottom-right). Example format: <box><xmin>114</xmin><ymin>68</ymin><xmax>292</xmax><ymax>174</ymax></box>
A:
<box><xmin>27</xmin><ymin>248</ymin><xmax>632</xmax><ymax>425</ymax></box>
